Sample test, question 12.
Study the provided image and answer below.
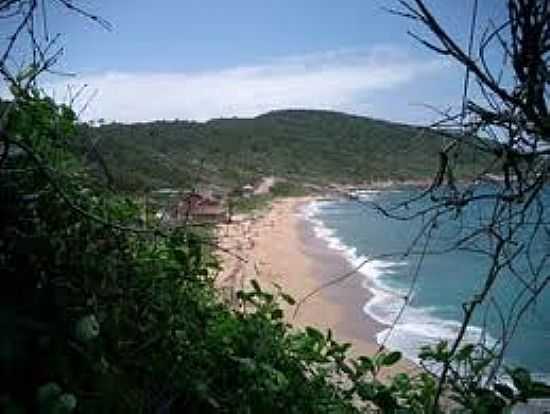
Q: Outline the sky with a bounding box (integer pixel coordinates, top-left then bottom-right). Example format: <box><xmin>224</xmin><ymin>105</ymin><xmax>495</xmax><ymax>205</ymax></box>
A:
<box><xmin>2</xmin><ymin>0</ymin><xmax>507</xmax><ymax>124</ymax></box>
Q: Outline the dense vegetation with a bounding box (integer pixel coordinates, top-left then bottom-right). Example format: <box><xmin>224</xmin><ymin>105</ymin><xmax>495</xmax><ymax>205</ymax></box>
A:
<box><xmin>2</xmin><ymin>89</ymin><xmax>453</xmax><ymax>413</ymax></box>
<box><xmin>1</xmin><ymin>91</ymin><xmax>370</xmax><ymax>413</ymax></box>
<box><xmin>77</xmin><ymin>110</ymin><xmax>481</xmax><ymax>193</ymax></box>
<box><xmin>3</xmin><ymin>87</ymin><xmax>549</xmax><ymax>414</ymax></box>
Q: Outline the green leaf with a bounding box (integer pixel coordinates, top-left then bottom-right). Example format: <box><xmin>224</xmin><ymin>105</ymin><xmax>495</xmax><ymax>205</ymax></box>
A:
<box><xmin>336</xmin><ymin>342</ymin><xmax>352</xmax><ymax>354</ymax></box>
<box><xmin>528</xmin><ymin>381</ymin><xmax>550</xmax><ymax>399</ymax></box>
<box><xmin>337</xmin><ymin>360</ymin><xmax>354</xmax><ymax>376</ymax></box>
<box><xmin>358</xmin><ymin>356</ymin><xmax>374</xmax><ymax>372</ymax></box>
<box><xmin>233</xmin><ymin>357</ymin><xmax>257</xmax><ymax>371</ymax></box>
<box><xmin>305</xmin><ymin>327</ymin><xmax>324</xmax><ymax>343</ymax></box>
<box><xmin>381</xmin><ymin>351</ymin><xmax>402</xmax><ymax>366</ymax></box>
<box><xmin>37</xmin><ymin>382</ymin><xmax>62</xmax><ymax>404</ymax></box>
<box><xmin>392</xmin><ymin>373</ymin><xmax>411</xmax><ymax>391</ymax></box>
<box><xmin>508</xmin><ymin>367</ymin><xmax>532</xmax><ymax>395</ymax></box>
<box><xmin>54</xmin><ymin>393</ymin><xmax>77</xmax><ymax>414</ymax></box>
<box><xmin>356</xmin><ymin>382</ymin><xmax>376</xmax><ymax>400</ymax></box>
<box><xmin>494</xmin><ymin>383</ymin><xmax>515</xmax><ymax>400</ymax></box>
<box><xmin>455</xmin><ymin>344</ymin><xmax>475</xmax><ymax>361</ymax></box>
<box><xmin>418</xmin><ymin>346</ymin><xmax>433</xmax><ymax>361</ymax></box>
<box><xmin>271</xmin><ymin>309</ymin><xmax>284</xmax><ymax>320</ymax></box>
<box><xmin>372</xmin><ymin>388</ymin><xmax>398</xmax><ymax>412</ymax></box>
<box><xmin>473</xmin><ymin>388</ymin><xmax>506</xmax><ymax>411</ymax></box>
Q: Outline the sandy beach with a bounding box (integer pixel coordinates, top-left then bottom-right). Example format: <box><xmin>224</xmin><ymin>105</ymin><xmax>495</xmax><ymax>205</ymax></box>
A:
<box><xmin>215</xmin><ymin>196</ymin><xmax>417</xmax><ymax>377</ymax></box>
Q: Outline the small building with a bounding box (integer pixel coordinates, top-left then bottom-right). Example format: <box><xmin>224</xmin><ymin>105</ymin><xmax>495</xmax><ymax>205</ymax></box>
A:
<box><xmin>173</xmin><ymin>192</ymin><xmax>228</xmax><ymax>224</ymax></box>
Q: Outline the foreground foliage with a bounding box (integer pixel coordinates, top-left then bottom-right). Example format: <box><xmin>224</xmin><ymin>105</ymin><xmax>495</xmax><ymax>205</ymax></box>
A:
<box><xmin>0</xmin><ymin>90</ymin><xmax>397</xmax><ymax>413</ymax></box>
<box><xmin>2</xmin><ymin>89</ymin><xmax>549</xmax><ymax>413</ymax></box>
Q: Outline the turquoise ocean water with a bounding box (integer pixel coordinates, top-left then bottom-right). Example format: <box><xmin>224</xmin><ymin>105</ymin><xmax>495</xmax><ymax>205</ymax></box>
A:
<box><xmin>303</xmin><ymin>186</ymin><xmax>550</xmax><ymax>379</ymax></box>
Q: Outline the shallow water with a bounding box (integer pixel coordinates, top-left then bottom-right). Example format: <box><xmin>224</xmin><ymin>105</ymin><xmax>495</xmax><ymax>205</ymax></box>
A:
<box><xmin>303</xmin><ymin>186</ymin><xmax>550</xmax><ymax>379</ymax></box>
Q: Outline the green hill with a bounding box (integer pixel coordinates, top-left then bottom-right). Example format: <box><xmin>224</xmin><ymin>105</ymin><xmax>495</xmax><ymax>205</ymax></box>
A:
<box><xmin>77</xmin><ymin>109</ymin><xmax>473</xmax><ymax>193</ymax></box>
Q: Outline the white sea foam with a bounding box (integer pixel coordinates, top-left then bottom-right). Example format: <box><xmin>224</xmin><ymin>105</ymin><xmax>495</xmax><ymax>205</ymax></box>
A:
<box><xmin>349</xmin><ymin>189</ymin><xmax>383</xmax><ymax>199</ymax></box>
<box><xmin>301</xmin><ymin>199</ymin><xmax>497</xmax><ymax>366</ymax></box>
<box><xmin>301</xmin><ymin>200</ymin><xmax>350</xmax><ymax>254</ymax></box>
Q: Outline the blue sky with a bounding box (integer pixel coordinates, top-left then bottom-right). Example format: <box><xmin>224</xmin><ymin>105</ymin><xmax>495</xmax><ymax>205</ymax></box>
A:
<box><xmin>4</xmin><ymin>1</ymin><xmax>507</xmax><ymax>123</ymax></box>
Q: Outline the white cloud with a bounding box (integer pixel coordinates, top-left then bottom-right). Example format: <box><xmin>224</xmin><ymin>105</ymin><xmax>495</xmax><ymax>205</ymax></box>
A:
<box><xmin>44</xmin><ymin>45</ymin><xmax>445</xmax><ymax>122</ymax></box>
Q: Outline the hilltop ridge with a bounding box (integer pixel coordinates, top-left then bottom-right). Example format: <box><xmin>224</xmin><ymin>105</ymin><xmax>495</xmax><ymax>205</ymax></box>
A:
<box><xmin>76</xmin><ymin>109</ymin><xmax>474</xmax><ymax>192</ymax></box>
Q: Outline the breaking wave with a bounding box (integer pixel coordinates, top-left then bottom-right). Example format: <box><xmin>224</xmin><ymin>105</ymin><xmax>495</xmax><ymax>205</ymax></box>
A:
<box><xmin>301</xmin><ymin>198</ymin><xmax>497</xmax><ymax>366</ymax></box>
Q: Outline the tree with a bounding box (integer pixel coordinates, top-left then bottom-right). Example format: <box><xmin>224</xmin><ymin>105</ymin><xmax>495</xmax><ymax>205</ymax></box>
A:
<box><xmin>378</xmin><ymin>0</ymin><xmax>550</xmax><ymax>410</ymax></box>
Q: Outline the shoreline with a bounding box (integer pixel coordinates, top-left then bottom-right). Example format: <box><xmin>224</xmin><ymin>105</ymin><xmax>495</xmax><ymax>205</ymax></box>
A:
<box><xmin>215</xmin><ymin>196</ymin><xmax>417</xmax><ymax>377</ymax></box>
<box><xmin>296</xmin><ymin>211</ymin><xmax>385</xmax><ymax>349</ymax></box>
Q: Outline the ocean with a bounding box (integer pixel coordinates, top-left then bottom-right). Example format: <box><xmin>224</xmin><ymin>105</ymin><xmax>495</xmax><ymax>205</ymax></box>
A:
<box><xmin>303</xmin><ymin>185</ymin><xmax>550</xmax><ymax>380</ymax></box>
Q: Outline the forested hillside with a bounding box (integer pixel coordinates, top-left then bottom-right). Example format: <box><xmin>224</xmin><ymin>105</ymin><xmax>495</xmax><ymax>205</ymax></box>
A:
<box><xmin>78</xmin><ymin>110</ymin><xmax>477</xmax><ymax>192</ymax></box>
